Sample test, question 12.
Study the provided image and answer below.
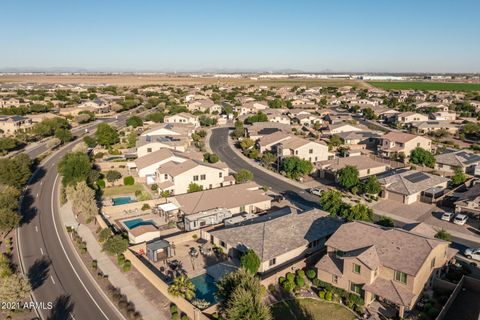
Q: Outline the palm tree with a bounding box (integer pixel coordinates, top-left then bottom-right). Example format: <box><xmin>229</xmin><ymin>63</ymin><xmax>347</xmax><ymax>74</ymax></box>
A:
<box><xmin>168</xmin><ymin>275</ymin><xmax>196</xmax><ymax>300</ymax></box>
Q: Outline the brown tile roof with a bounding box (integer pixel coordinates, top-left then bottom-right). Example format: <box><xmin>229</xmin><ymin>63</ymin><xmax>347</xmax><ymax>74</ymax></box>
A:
<box><xmin>134</xmin><ymin>148</ymin><xmax>174</xmax><ymax>169</ymax></box>
<box><xmin>171</xmin><ymin>182</ymin><xmax>272</xmax><ymax>215</ymax></box>
<box><xmin>381</xmin><ymin>131</ymin><xmax>419</xmax><ymax>143</ymax></box>
<box><xmin>317</xmin><ymin>155</ymin><xmax>387</xmax><ymax>172</ymax></box>
<box><xmin>363</xmin><ymin>277</ymin><xmax>415</xmax><ymax>306</ymax></box>
<box><xmin>378</xmin><ymin>170</ymin><xmax>449</xmax><ymax>196</ymax></box>
<box><xmin>325</xmin><ymin>221</ymin><xmax>446</xmax><ymax>276</ymax></box>
<box><xmin>316</xmin><ymin>254</ymin><xmax>344</xmax><ymax>276</ymax></box>
<box><xmin>210</xmin><ymin>209</ymin><xmax>342</xmax><ymax>261</ymax></box>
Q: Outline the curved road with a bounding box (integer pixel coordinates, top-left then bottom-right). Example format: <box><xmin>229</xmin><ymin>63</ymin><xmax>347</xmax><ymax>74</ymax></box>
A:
<box><xmin>18</xmin><ymin>109</ymin><xmax>144</xmax><ymax>320</ymax></box>
<box><xmin>209</xmin><ymin>127</ymin><xmax>321</xmax><ymax>210</ymax></box>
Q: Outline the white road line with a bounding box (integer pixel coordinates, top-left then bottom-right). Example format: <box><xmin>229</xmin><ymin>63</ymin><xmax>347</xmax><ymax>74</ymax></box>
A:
<box><xmin>50</xmin><ymin>275</ymin><xmax>55</xmax><ymax>285</ymax></box>
<box><xmin>35</xmin><ymin>225</ymin><xmax>38</xmax><ymax>232</ymax></box>
<box><xmin>36</xmin><ymin>193</ymin><xmax>39</xmax><ymax>198</ymax></box>
<box><xmin>40</xmin><ymin>181</ymin><xmax>43</xmax><ymax>186</ymax></box>
<box><xmin>51</xmin><ymin>174</ymin><xmax>112</xmax><ymax>320</ymax></box>
<box><xmin>40</xmin><ymin>247</ymin><xmax>44</xmax><ymax>255</ymax></box>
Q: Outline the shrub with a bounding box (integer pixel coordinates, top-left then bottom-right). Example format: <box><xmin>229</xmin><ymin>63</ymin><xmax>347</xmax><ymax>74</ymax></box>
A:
<box><xmin>286</xmin><ymin>272</ymin><xmax>295</xmax><ymax>283</ymax></box>
<box><xmin>92</xmin><ymin>260</ymin><xmax>98</xmax><ymax>269</ymax></box>
<box><xmin>141</xmin><ymin>203</ymin><xmax>151</xmax><ymax>211</ymax></box>
<box><xmin>97</xmin><ymin>179</ymin><xmax>106</xmax><ymax>189</ymax></box>
<box><xmin>318</xmin><ymin>290</ymin><xmax>326</xmax><ymax>299</ymax></box>
<box><xmin>296</xmin><ymin>269</ymin><xmax>305</xmax><ymax>278</ymax></box>
<box><xmin>151</xmin><ymin>184</ymin><xmax>158</xmax><ymax>191</ymax></box>
<box><xmin>171</xmin><ymin>312</ymin><xmax>179</xmax><ymax>320</ymax></box>
<box><xmin>295</xmin><ymin>275</ymin><xmax>305</xmax><ymax>288</ymax></box>
<box><xmin>278</xmin><ymin>276</ymin><xmax>285</xmax><ymax>285</ymax></box>
<box><xmin>170</xmin><ymin>304</ymin><xmax>177</xmax><ymax>314</ymax></box>
<box><xmin>117</xmin><ymin>254</ymin><xmax>125</xmax><ymax>265</ymax></box>
<box><xmin>122</xmin><ymin>260</ymin><xmax>131</xmax><ymax>272</ymax></box>
<box><xmin>181</xmin><ymin>315</ymin><xmax>189</xmax><ymax>320</ymax></box>
<box><xmin>306</xmin><ymin>269</ymin><xmax>316</xmax><ymax>280</ymax></box>
<box><xmin>282</xmin><ymin>280</ymin><xmax>295</xmax><ymax>292</ymax></box>
<box><xmin>325</xmin><ymin>291</ymin><xmax>333</xmax><ymax>301</ymax></box>
<box><xmin>123</xmin><ymin>176</ymin><xmax>134</xmax><ymax>185</ymax></box>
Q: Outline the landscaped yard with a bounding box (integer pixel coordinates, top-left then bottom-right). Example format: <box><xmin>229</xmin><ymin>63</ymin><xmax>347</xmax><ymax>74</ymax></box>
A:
<box><xmin>270</xmin><ymin>298</ymin><xmax>356</xmax><ymax>320</ymax></box>
<box><xmin>103</xmin><ymin>183</ymin><xmax>146</xmax><ymax>197</ymax></box>
<box><xmin>368</xmin><ymin>81</ymin><xmax>480</xmax><ymax>91</ymax></box>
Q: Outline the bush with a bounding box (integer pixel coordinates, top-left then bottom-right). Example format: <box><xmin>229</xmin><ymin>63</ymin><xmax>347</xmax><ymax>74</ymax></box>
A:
<box><xmin>282</xmin><ymin>280</ymin><xmax>295</xmax><ymax>292</ymax></box>
<box><xmin>181</xmin><ymin>315</ymin><xmax>188</xmax><ymax>320</ymax></box>
<box><xmin>117</xmin><ymin>254</ymin><xmax>125</xmax><ymax>265</ymax></box>
<box><xmin>306</xmin><ymin>269</ymin><xmax>316</xmax><ymax>280</ymax></box>
<box><xmin>122</xmin><ymin>260</ymin><xmax>131</xmax><ymax>272</ymax></box>
<box><xmin>325</xmin><ymin>291</ymin><xmax>333</xmax><ymax>301</ymax></box>
<box><xmin>318</xmin><ymin>290</ymin><xmax>326</xmax><ymax>299</ymax></box>
<box><xmin>296</xmin><ymin>269</ymin><xmax>305</xmax><ymax>278</ymax></box>
<box><xmin>171</xmin><ymin>312</ymin><xmax>179</xmax><ymax>320</ymax></box>
<box><xmin>123</xmin><ymin>176</ymin><xmax>134</xmax><ymax>185</ymax></box>
<box><xmin>150</xmin><ymin>184</ymin><xmax>158</xmax><ymax>191</ymax></box>
<box><xmin>170</xmin><ymin>304</ymin><xmax>177</xmax><ymax>314</ymax></box>
<box><xmin>141</xmin><ymin>203</ymin><xmax>151</xmax><ymax>211</ymax></box>
<box><xmin>295</xmin><ymin>275</ymin><xmax>305</xmax><ymax>288</ymax></box>
<box><xmin>97</xmin><ymin>179</ymin><xmax>106</xmax><ymax>189</ymax></box>
<box><xmin>286</xmin><ymin>272</ymin><xmax>295</xmax><ymax>283</ymax></box>
<box><xmin>278</xmin><ymin>276</ymin><xmax>285</xmax><ymax>285</ymax></box>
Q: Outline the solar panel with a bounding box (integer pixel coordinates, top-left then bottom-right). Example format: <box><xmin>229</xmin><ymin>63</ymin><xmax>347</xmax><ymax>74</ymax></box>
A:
<box><xmin>404</xmin><ymin>172</ymin><xmax>430</xmax><ymax>183</ymax></box>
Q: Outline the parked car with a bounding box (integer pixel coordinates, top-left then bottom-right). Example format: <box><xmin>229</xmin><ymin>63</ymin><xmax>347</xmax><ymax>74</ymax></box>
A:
<box><xmin>441</xmin><ymin>212</ymin><xmax>454</xmax><ymax>222</ymax></box>
<box><xmin>453</xmin><ymin>214</ymin><xmax>468</xmax><ymax>226</ymax></box>
<box><xmin>464</xmin><ymin>248</ymin><xmax>480</xmax><ymax>261</ymax></box>
<box><xmin>309</xmin><ymin>188</ymin><xmax>324</xmax><ymax>196</ymax></box>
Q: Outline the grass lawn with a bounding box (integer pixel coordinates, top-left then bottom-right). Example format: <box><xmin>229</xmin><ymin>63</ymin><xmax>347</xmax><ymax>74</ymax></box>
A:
<box><xmin>368</xmin><ymin>81</ymin><xmax>480</xmax><ymax>92</ymax></box>
<box><xmin>271</xmin><ymin>298</ymin><xmax>356</xmax><ymax>320</ymax></box>
<box><xmin>102</xmin><ymin>183</ymin><xmax>145</xmax><ymax>197</ymax></box>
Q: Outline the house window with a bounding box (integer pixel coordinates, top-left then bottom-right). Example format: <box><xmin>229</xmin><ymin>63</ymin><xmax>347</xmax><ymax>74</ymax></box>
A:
<box><xmin>431</xmin><ymin>258</ymin><xmax>436</xmax><ymax>269</ymax></box>
<box><xmin>335</xmin><ymin>250</ymin><xmax>345</xmax><ymax>258</ymax></box>
<box><xmin>367</xmin><ymin>169</ymin><xmax>371</xmax><ymax>175</ymax></box>
<box><xmin>350</xmin><ymin>282</ymin><xmax>362</xmax><ymax>294</ymax></box>
<box><xmin>164</xmin><ymin>174</ymin><xmax>168</xmax><ymax>179</ymax></box>
<box><xmin>269</xmin><ymin>258</ymin><xmax>276</xmax><ymax>266</ymax></box>
<box><xmin>219</xmin><ymin>172</ymin><xmax>223</xmax><ymax>178</ymax></box>
<box><xmin>147</xmin><ymin>148</ymin><xmax>152</xmax><ymax>153</ymax></box>
<box><xmin>309</xmin><ymin>149</ymin><xmax>313</xmax><ymax>154</ymax></box>
<box><xmin>295</xmin><ymin>150</ymin><xmax>298</xmax><ymax>155</ymax></box>
<box><xmin>220</xmin><ymin>241</ymin><xmax>226</xmax><ymax>248</ymax></box>
<box><xmin>193</xmin><ymin>175</ymin><xmax>199</xmax><ymax>181</ymax></box>
<box><xmin>201</xmin><ymin>174</ymin><xmax>206</xmax><ymax>180</ymax></box>
<box><xmin>332</xmin><ymin>275</ymin><xmax>338</xmax><ymax>284</ymax></box>
<box><xmin>394</xmin><ymin>270</ymin><xmax>407</xmax><ymax>284</ymax></box>
<box><xmin>353</xmin><ymin>263</ymin><xmax>361</xmax><ymax>274</ymax></box>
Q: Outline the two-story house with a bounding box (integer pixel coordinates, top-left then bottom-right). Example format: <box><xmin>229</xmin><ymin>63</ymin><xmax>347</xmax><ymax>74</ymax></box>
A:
<box><xmin>378</xmin><ymin>132</ymin><xmax>432</xmax><ymax>159</ymax></box>
<box><xmin>275</xmin><ymin>136</ymin><xmax>329</xmax><ymax>163</ymax></box>
<box><xmin>394</xmin><ymin>112</ymin><xmax>429</xmax><ymax>127</ymax></box>
<box><xmin>164</xmin><ymin>112</ymin><xmax>200</xmax><ymax>127</ymax></box>
<box><xmin>435</xmin><ymin>150</ymin><xmax>480</xmax><ymax>175</ymax></box>
<box><xmin>316</xmin><ymin>221</ymin><xmax>457</xmax><ymax>318</ymax></box>
<box><xmin>0</xmin><ymin>115</ymin><xmax>33</xmax><ymax>136</ymax></box>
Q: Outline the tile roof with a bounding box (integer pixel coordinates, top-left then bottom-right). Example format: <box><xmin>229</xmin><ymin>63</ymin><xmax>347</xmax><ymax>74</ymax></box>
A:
<box><xmin>363</xmin><ymin>277</ymin><xmax>415</xmax><ymax>306</ymax></box>
<box><xmin>378</xmin><ymin>170</ymin><xmax>449</xmax><ymax>196</ymax></box>
<box><xmin>317</xmin><ymin>155</ymin><xmax>387</xmax><ymax>172</ymax></box>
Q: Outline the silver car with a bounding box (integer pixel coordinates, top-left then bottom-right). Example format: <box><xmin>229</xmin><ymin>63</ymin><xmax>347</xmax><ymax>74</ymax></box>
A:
<box><xmin>464</xmin><ymin>248</ymin><xmax>480</xmax><ymax>261</ymax></box>
<box><xmin>453</xmin><ymin>214</ymin><xmax>468</xmax><ymax>226</ymax></box>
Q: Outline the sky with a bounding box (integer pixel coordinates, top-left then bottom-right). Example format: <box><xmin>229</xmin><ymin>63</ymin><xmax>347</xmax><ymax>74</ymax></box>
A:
<box><xmin>1</xmin><ymin>0</ymin><xmax>480</xmax><ymax>73</ymax></box>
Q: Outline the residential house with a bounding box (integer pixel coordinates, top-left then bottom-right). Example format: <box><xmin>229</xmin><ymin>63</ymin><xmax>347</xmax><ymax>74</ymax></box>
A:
<box><xmin>435</xmin><ymin>150</ymin><xmax>480</xmax><ymax>175</ymax></box>
<box><xmin>394</xmin><ymin>112</ymin><xmax>429</xmax><ymax>127</ymax></box>
<box><xmin>133</xmin><ymin>148</ymin><xmax>200</xmax><ymax>179</ymax></box>
<box><xmin>78</xmin><ymin>98</ymin><xmax>112</xmax><ymax>114</ymax></box>
<box><xmin>411</xmin><ymin>121</ymin><xmax>459</xmax><ymax>135</ymax></box>
<box><xmin>207</xmin><ymin>208</ymin><xmax>342</xmax><ymax>274</ymax></box>
<box><xmin>336</xmin><ymin>131</ymin><xmax>380</xmax><ymax>150</ymax></box>
<box><xmin>164</xmin><ymin>112</ymin><xmax>200</xmax><ymax>127</ymax></box>
<box><xmin>378</xmin><ymin>170</ymin><xmax>449</xmax><ymax>204</ymax></box>
<box><xmin>155</xmin><ymin>159</ymin><xmax>232</xmax><ymax>195</ymax></box>
<box><xmin>264</xmin><ymin>109</ymin><xmax>290</xmax><ymax>124</ymax></box>
<box><xmin>257</xmin><ymin>131</ymin><xmax>291</xmax><ymax>153</ymax></box>
<box><xmin>454</xmin><ymin>183</ymin><xmax>480</xmax><ymax>218</ymax></box>
<box><xmin>136</xmin><ymin>135</ymin><xmax>190</xmax><ymax>157</ymax></box>
<box><xmin>430</xmin><ymin>111</ymin><xmax>457</xmax><ymax>121</ymax></box>
<box><xmin>0</xmin><ymin>115</ymin><xmax>32</xmax><ymax>136</ymax></box>
<box><xmin>239</xmin><ymin>101</ymin><xmax>268</xmax><ymax>115</ymax></box>
<box><xmin>323</xmin><ymin>123</ymin><xmax>363</xmax><ymax>136</ymax></box>
<box><xmin>378</xmin><ymin>132</ymin><xmax>432</xmax><ymax>159</ymax></box>
<box><xmin>317</xmin><ymin>155</ymin><xmax>389</xmax><ymax>180</ymax></box>
<box><xmin>274</xmin><ymin>136</ymin><xmax>329</xmax><ymax>163</ymax></box>
<box><xmin>316</xmin><ymin>221</ymin><xmax>456</xmax><ymax>318</ymax></box>
<box><xmin>187</xmin><ymin>99</ymin><xmax>221</xmax><ymax>114</ymax></box>
<box><xmin>245</xmin><ymin>122</ymin><xmax>291</xmax><ymax>141</ymax></box>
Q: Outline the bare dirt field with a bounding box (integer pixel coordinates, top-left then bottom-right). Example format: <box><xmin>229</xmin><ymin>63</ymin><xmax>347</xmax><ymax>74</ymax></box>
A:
<box><xmin>0</xmin><ymin>74</ymin><xmax>368</xmax><ymax>88</ymax></box>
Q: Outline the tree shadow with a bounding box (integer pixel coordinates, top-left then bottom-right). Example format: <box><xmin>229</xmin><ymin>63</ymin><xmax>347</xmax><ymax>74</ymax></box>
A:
<box><xmin>19</xmin><ymin>190</ymin><xmax>38</xmax><ymax>225</ymax></box>
<box><xmin>28</xmin><ymin>166</ymin><xmax>47</xmax><ymax>185</ymax></box>
<box><xmin>28</xmin><ymin>257</ymin><xmax>51</xmax><ymax>290</ymax></box>
<box><xmin>47</xmin><ymin>294</ymin><xmax>74</xmax><ymax>320</ymax></box>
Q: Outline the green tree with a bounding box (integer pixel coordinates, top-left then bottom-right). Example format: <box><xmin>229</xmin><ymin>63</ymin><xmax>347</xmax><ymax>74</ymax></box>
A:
<box><xmin>106</xmin><ymin>170</ymin><xmax>122</xmax><ymax>185</ymax></box>
<box><xmin>123</xmin><ymin>176</ymin><xmax>134</xmax><ymax>185</ymax></box>
<box><xmin>260</xmin><ymin>152</ymin><xmax>277</xmax><ymax>168</ymax></box>
<box><xmin>327</xmin><ymin>135</ymin><xmax>343</xmax><ymax>150</ymax></box>
<box><xmin>66</xmin><ymin>181</ymin><xmax>98</xmax><ymax>221</ymax></box>
<box><xmin>0</xmin><ymin>274</ymin><xmax>31</xmax><ymax>302</ymax></box>
<box><xmin>168</xmin><ymin>275</ymin><xmax>196</xmax><ymax>300</ymax></box>
<box><xmin>410</xmin><ymin>147</ymin><xmax>435</xmax><ymax>168</ymax></box>
<box><xmin>377</xmin><ymin>216</ymin><xmax>394</xmax><ymax>227</ymax></box>
<box><xmin>58</xmin><ymin>152</ymin><xmax>92</xmax><ymax>186</ymax></box>
<box><xmin>362</xmin><ymin>175</ymin><xmax>381</xmax><ymax>194</ymax></box>
<box><xmin>451</xmin><ymin>167</ymin><xmax>467</xmax><ymax>187</ymax></box>
<box><xmin>126</xmin><ymin>116</ymin><xmax>143</xmax><ymax>128</ymax></box>
<box><xmin>187</xmin><ymin>183</ymin><xmax>204</xmax><ymax>193</ymax></box>
<box><xmin>337</xmin><ymin>165</ymin><xmax>359</xmax><ymax>190</ymax></box>
<box><xmin>345</xmin><ymin>204</ymin><xmax>373</xmax><ymax>222</ymax></box>
<box><xmin>319</xmin><ymin>189</ymin><xmax>343</xmax><ymax>215</ymax></box>
<box><xmin>239</xmin><ymin>138</ymin><xmax>255</xmax><ymax>151</ymax></box>
<box><xmin>281</xmin><ymin>156</ymin><xmax>313</xmax><ymax>180</ymax></box>
<box><xmin>244</xmin><ymin>112</ymin><xmax>268</xmax><ymax>125</ymax></box>
<box><xmin>362</xmin><ymin>107</ymin><xmax>377</xmax><ymax>120</ymax></box>
<box><xmin>0</xmin><ymin>137</ymin><xmax>18</xmax><ymax>152</ymax></box>
<box><xmin>102</xmin><ymin>235</ymin><xmax>128</xmax><ymax>255</ymax></box>
<box><xmin>83</xmin><ymin>136</ymin><xmax>97</xmax><ymax>148</ymax></box>
<box><xmin>95</xmin><ymin>123</ymin><xmax>119</xmax><ymax>147</ymax></box>
<box><xmin>234</xmin><ymin>169</ymin><xmax>253</xmax><ymax>183</ymax></box>
<box><xmin>0</xmin><ymin>255</ymin><xmax>12</xmax><ymax>278</ymax></box>
<box><xmin>0</xmin><ymin>186</ymin><xmax>20</xmax><ymax>211</ymax></box>
<box><xmin>98</xmin><ymin>228</ymin><xmax>112</xmax><ymax>243</ymax></box>
<box><xmin>127</xmin><ymin>131</ymin><xmax>137</xmax><ymax>148</ymax></box>
<box><xmin>232</xmin><ymin>121</ymin><xmax>244</xmax><ymax>139</ymax></box>
<box><xmin>240</xmin><ymin>249</ymin><xmax>260</xmax><ymax>275</ymax></box>
<box><xmin>435</xmin><ymin>229</ymin><xmax>451</xmax><ymax>241</ymax></box>
<box><xmin>203</xmin><ymin>153</ymin><xmax>219</xmax><ymax>163</ymax></box>
<box><xmin>0</xmin><ymin>153</ymin><xmax>32</xmax><ymax>188</ymax></box>
<box><xmin>54</xmin><ymin>128</ymin><xmax>73</xmax><ymax>143</ymax></box>
<box><xmin>145</xmin><ymin>111</ymin><xmax>165</xmax><ymax>123</ymax></box>
<box><xmin>0</xmin><ymin>209</ymin><xmax>21</xmax><ymax>235</ymax></box>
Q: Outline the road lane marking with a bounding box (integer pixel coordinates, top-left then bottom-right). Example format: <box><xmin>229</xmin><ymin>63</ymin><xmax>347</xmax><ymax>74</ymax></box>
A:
<box><xmin>35</xmin><ymin>226</ymin><xmax>38</xmax><ymax>232</ymax></box>
<box><xmin>36</xmin><ymin>193</ymin><xmax>39</xmax><ymax>198</ymax></box>
<box><xmin>40</xmin><ymin>247</ymin><xmax>44</xmax><ymax>255</ymax></box>
<box><xmin>50</xmin><ymin>275</ymin><xmax>55</xmax><ymax>285</ymax></box>
<box><xmin>40</xmin><ymin>181</ymin><xmax>43</xmax><ymax>186</ymax></box>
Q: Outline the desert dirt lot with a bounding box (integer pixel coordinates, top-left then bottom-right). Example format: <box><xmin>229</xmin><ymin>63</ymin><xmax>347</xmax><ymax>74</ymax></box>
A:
<box><xmin>0</xmin><ymin>74</ymin><xmax>369</xmax><ymax>88</ymax></box>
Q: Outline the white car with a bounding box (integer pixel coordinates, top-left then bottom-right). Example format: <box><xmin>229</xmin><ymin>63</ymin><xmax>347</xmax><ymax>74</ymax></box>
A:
<box><xmin>309</xmin><ymin>188</ymin><xmax>324</xmax><ymax>196</ymax></box>
<box><xmin>464</xmin><ymin>248</ymin><xmax>480</xmax><ymax>261</ymax></box>
<box><xmin>441</xmin><ymin>212</ymin><xmax>454</xmax><ymax>222</ymax></box>
<box><xmin>453</xmin><ymin>214</ymin><xmax>468</xmax><ymax>226</ymax></box>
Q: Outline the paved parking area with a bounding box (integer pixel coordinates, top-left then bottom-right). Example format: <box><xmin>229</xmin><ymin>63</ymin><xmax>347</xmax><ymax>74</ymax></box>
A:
<box><xmin>423</xmin><ymin>211</ymin><xmax>480</xmax><ymax>238</ymax></box>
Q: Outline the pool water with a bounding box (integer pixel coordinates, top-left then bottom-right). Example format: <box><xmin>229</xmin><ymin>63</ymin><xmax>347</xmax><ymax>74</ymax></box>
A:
<box><xmin>123</xmin><ymin>218</ymin><xmax>155</xmax><ymax>229</ymax></box>
<box><xmin>190</xmin><ymin>274</ymin><xmax>217</xmax><ymax>306</ymax></box>
<box><xmin>112</xmin><ymin>196</ymin><xmax>133</xmax><ymax>206</ymax></box>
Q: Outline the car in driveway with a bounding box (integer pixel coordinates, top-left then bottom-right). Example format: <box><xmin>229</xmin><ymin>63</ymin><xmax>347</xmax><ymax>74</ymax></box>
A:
<box><xmin>464</xmin><ymin>248</ymin><xmax>480</xmax><ymax>261</ymax></box>
<box><xmin>441</xmin><ymin>212</ymin><xmax>454</xmax><ymax>222</ymax></box>
<box><xmin>453</xmin><ymin>214</ymin><xmax>468</xmax><ymax>226</ymax></box>
<box><xmin>309</xmin><ymin>188</ymin><xmax>324</xmax><ymax>196</ymax></box>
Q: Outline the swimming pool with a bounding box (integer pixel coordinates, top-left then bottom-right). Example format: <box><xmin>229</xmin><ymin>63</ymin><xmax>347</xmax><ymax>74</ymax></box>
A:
<box><xmin>123</xmin><ymin>218</ymin><xmax>155</xmax><ymax>229</ymax></box>
<box><xmin>112</xmin><ymin>196</ymin><xmax>134</xmax><ymax>206</ymax></box>
<box><xmin>190</xmin><ymin>273</ymin><xmax>217</xmax><ymax>306</ymax></box>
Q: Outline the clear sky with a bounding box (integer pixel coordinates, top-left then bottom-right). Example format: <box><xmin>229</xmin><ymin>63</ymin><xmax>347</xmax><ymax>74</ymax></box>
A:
<box><xmin>1</xmin><ymin>0</ymin><xmax>479</xmax><ymax>73</ymax></box>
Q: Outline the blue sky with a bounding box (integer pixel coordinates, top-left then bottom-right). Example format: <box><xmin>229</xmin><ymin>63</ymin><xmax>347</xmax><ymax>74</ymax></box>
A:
<box><xmin>1</xmin><ymin>0</ymin><xmax>479</xmax><ymax>73</ymax></box>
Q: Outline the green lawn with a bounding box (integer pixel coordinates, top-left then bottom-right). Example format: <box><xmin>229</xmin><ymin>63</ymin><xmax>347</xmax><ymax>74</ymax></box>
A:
<box><xmin>368</xmin><ymin>81</ymin><xmax>480</xmax><ymax>92</ymax></box>
<box><xmin>271</xmin><ymin>298</ymin><xmax>356</xmax><ymax>320</ymax></box>
<box><xmin>102</xmin><ymin>183</ymin><xmax>145</xmax><ymax>197</ymax></box>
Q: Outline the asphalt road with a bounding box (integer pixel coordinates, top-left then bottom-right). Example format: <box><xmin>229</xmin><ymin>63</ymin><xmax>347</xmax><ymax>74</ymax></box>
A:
<box><xmin>18</xmin><ymin>108</ymin><xmax>144</xmax><ymax>320</ymax></box>
<box><xmin>209</xmin><ymin>127</ymin><xmax>480</xmax><ymax>256</ymax></box>
<box><xmin>209</xmin><ymin>127</ymin><xmax>321</xmax><ymax>210</ymax></box>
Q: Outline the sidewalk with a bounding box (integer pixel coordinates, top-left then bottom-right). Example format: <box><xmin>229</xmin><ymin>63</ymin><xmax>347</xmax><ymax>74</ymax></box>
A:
<box><xmin>59</xmin><ymin>204</ymin><xmax>162</xmax><ymax>320</ymax></box>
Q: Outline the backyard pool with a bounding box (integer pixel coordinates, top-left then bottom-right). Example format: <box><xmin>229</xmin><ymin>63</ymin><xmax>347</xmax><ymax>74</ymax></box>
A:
<box><xmin>190</xmin><ymin>273</ymin><xmax>218</xmax><ymax>306</ymax></box>
<box><xmin>112</xmin><ymin>196</ymin><xmax>134</xmax><ymax>206</ymax></box>
<box><xmin>123</xmin><ymin>218</ymin><xmax>155</xmax><ymax>229</ymax></box>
